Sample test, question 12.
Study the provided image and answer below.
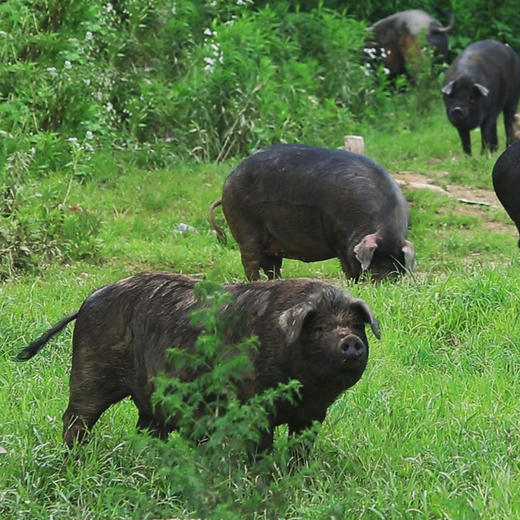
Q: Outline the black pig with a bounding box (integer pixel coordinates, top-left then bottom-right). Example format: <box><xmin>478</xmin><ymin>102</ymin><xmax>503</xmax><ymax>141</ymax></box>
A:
<box><xmin>17</xmin><ymin>272</ymin><xmax>380</xmax><ymax>453</ymax></box>
<box><xmin>208</xmin><ymin>144</ymin><xmax>416</xmax><ymax>281</ymax></box>
<box><xmin>442</xmin><ymin>40</ymin><xmax>520</xmax><ymax>155</ymax></box>
<box><xmin>492</xmin><ymin>140</ymin><xmax>520</xmax><ymax>246</ymax></box>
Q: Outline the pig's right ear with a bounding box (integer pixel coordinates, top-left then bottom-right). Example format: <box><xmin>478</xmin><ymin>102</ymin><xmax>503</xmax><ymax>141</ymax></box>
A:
<box><xmin>354</xmin><ymin>233</ymin><xmax>379</xmax><ymax>271</ymax></box>
<box><xmin>278</xmin><ymin>297</ymin><xmax>317</xmax><ymax>345</ymax></box>
<box><xmin>441</xmin><ymin>81</ymin><xmax>454</xmax><ymax>95</ymax></box>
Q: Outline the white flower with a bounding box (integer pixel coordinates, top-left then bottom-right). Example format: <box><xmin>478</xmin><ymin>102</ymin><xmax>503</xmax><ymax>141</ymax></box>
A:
<box><xmin>204</xmin><ymin>28</ymin><xmax>216</xmax><ymax>37</ymax></box>
<box><xmin>46</xmin><ymin>67</ymin><xmax>57</xmax><ymax>73</ymax></box>
<box><xmin>86</xmin><ymin>31</ymin><xmax>93</xmax><ymax>40</ymax></box>
<box><xmin>65</xmin><ymin>60</ymin><xmax>72</xmax><ymax>69</ymax></box>
<box><xmin>86</xmin><ymin>131</ymin><xmax>94</xmax><ymax>139</ymax></box>
<box><xmin>106</xmin><ymin>102</ymin><xmax>114</xmax><ymax>112</ymax></box>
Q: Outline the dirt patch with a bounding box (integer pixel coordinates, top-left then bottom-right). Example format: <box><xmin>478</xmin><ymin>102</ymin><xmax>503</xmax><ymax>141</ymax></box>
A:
<box><xmin>393</xmin><ymin>171</ymin><xmax>515</xmax><ymax>233</ymax></box>
<box><xmin>394</xmin><ymin>171</ymin><xmax>500</xmax><ymax>207</ymax></box>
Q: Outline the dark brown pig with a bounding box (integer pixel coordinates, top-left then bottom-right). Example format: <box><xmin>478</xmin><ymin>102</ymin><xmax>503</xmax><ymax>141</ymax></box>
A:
<box><xmin>17</xmin><ymin>272</ymin><xmax>380</xmax><ymax>453</ymax></box>
<box><xmin>442</xmin><ymin>40</ymin><xmax>520</xmax><ymax>155</ymax></box>
<box><xmin>492</xmin><ymin>141</ymin><xmax>520</xmax><ymax>246</ymax></box>
<box><xmin>368</xmin><ymin>9</ymin><xmax>453</xmax><ymax>77</ymax></box>
<box><xmin>208</xmin><ymin>144</ymin><xmax>416</xmax><ymax>281</ymax></box>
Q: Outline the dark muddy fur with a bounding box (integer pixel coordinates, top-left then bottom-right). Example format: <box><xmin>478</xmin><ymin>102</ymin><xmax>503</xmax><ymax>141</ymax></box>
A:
<box><xmin>209</xmin><ymin>144</ymin><xmax>415</xmax><ymax>282</ymax></box>
<box><xmin>17</xmin><ymin>272</ymin><xmax>380</xmax><ymax>455</ymax></box>
<box><xmin>492</xmin><ymin>141</ymin><xmax>520</xmax><ymax>246</ymax></box>
<box><xmin>368</xmin><ymin>9</ymin><xmax>453</xmax><ymax>78</ymax></box>
<box><xmin>442</xmin><ymin>40</ymin><xmax>520</xmax><ymax>155</ymax></box>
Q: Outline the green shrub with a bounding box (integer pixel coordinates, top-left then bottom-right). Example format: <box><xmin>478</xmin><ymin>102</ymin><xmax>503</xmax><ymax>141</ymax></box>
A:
<box><xmin>143</xmin><ymin>280</ymin><xmax>305</xmax><ymax>519</ymax></box>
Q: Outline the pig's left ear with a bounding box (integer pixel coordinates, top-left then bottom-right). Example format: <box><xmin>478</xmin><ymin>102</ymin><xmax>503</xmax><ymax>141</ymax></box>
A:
<box><xmin>354</xmin><ymin>233</ymin><xmax>379</xmax><ymax>271</ymax></box>
<box><xmin>474</xmin><ymin>83</ymin><xmax>489</xmax><ymax>97</ymax></box>
<box><xmin>350</xmin><ymin>298</ymin><xmax>381</xmax><ymax>339</ymax></box>
<box><xmin>278</xmin><ymin>297</ymin><xmax>318</xmax><ymax>345</ymax></box>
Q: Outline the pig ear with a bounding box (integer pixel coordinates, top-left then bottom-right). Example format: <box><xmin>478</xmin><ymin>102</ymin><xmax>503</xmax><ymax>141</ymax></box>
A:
<box><xmin>402</xmin><ymin>240</ymin><xmax>416</xmax><ymax>272</ymax></box>
<box><xmin>474</xmin><ymin>83</ymin><xmax>489</xmax><ymax>97</ymax></box>
<box><xmin>353</xmin><ymin>233</ymin><xmax>379</xmax><ymax>271</ymax></box>
<box><xmin>278</xmin><ymin>297</ymin><xmax>317</xmax><ymax>345</ymax></box>
<box><xmin>351</xmin><ymin>298</ymin><xmax>381</xmax><ymax>340</ymax></box>
<box><xmin>441</xmin><ymin>80</ymin><xmax>454</xmax><ymax>95</ymax></box>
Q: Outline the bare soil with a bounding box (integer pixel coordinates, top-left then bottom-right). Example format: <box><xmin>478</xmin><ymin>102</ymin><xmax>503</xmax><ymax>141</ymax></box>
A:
<box><xmin>393</xmin><ymin>171</ymin><xmax>515</xmax><ymax>233</ymax></box>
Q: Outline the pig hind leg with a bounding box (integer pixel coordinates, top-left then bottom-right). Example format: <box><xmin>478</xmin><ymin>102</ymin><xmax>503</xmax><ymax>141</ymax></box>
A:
<box><xmin>236</xmin><ymin>232</ymin><xmax>271</xmax><ymax>281</ymax></box>
<box><xmin>62</xmin><ymin>366</ymin><xmax>130</xmax><ymax>446</ymax></box>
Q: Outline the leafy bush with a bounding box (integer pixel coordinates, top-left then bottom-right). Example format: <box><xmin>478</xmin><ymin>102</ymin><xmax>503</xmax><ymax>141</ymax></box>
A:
<box><xmin>0</xmin><ymin>0</ymin><xmax>393</xmax><ymax>170</ymax></box>
<box><xmin>143</xmin><ymin>280</ymin><xmax>306</xmax><ymax>519</ymax></box>
<box><xmin>0</xmin><ymin>164</ymin><xmax>103</xmax><ymax>279</ymax></box>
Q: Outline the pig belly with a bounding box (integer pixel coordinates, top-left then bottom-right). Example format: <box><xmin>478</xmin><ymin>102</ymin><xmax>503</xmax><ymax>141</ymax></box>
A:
<box><xmin>259</xmin><ymin>203</ymin><xmax>336</xmax><ymax>261</ymax></box>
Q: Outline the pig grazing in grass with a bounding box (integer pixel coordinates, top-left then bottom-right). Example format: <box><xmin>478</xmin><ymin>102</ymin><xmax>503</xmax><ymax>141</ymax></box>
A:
<box><xmin>17</xmin><ymin>272</ymin><xmax>380</xmax><ymax>453</ymax></box>
<box><xmin>208</xmin><ymin>144</ymin><xmax>415</xmax><ymax>282</ymax></box>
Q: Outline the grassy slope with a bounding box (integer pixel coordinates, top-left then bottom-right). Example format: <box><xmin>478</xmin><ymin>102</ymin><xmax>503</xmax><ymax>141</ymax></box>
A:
<box><xmin>2</xmin><ymin>101</ymin><xmax>520</xmax><ymax>519</ymax></box>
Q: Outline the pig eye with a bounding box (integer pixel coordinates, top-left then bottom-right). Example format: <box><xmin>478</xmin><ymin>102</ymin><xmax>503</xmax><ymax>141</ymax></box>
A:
<box><xmin>307</xmin><ymin>316</ymin><xmax>332</xmax><ymax>336</ymax></box>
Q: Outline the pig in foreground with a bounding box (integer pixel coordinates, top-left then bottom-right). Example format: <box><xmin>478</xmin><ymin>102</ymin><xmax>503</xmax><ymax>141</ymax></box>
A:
<box><xmin>368</xmin><ymin>9</ymin><xmax>453</xmax><ymax>77</ymax></box>
<box><xmin>492</xmin><ymin>141</ymin><xmax>520</xmax><ymax>246</ymax></box>
<box><xmin>442</xmin><ymin>40</ymin><xmax>520</xmax><ymax>155</ymax></box>
<box><xmin>208</xmin><ymin>144</ymin><xmax>416</xmax><ymax>281</ymax></box>
<box><xmin>17</xmin><ymin>272</ymin><xmax>380</xmax><ymax>453</ymax></box>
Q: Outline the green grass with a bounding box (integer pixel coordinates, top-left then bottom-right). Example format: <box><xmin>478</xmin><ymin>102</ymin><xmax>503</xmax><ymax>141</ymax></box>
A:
<box><xmin>2</xmin><ymin>106</ymin><xmax>520</xmax><ymax>519</ymax></box>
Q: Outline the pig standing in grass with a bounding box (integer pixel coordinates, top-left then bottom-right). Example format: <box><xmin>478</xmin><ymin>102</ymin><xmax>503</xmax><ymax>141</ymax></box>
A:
<box><xmin>17</xmin><ymin>272</ymin><xmax>380</xmax><ymax>454</ymax></box>
<box><xmin>208</xmin><ymin>144</ymin><xmax>415</xmax><ymax>282</ymax></box>
<box><xmin>442</xmin><ymin>40</ymin><xmax>520</xmax><ymax>155</ymax></box>
<box><xmin>492</xmin><ymin>141</ymin><xmax>520</xmax><ymax>246</ymax></box>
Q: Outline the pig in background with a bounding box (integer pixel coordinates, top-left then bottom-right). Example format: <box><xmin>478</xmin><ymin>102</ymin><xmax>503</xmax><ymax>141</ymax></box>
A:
<box><xmin>442</xmin><ymin>40</ymin><xmax>520</xmax><ymax>155</ymax></box>
<box><xmin>368</xmin><ymin>9</ymin><xmax>454</xmax><ymax>78</ymax></box>
<box><xmin>17</xmin><ymin>272</ymin><xmax>380</xmax><ymax>456</ymax></box>
<box><xmin>209</xmin><ymin>144</ymin><xmax>416</xmax><ymax>282</ymax></box>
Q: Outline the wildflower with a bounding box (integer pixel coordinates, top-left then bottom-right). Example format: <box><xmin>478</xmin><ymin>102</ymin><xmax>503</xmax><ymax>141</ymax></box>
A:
<box><xmin>67</xmin><ymin>137</ymin><xmax>81</xmax><ymax>149</ymax></box>
<box><xmin>86</xmin><ymin>131</ymin><xmax>94</xmax><ymax>140</ymax></box>
<box><xmin>203</xmin><ymin>56</ymin><xmax>215</xmax><ymax>73</ymax></box>
<box><xmin>65</xmin><ymin>60</ymin><xmax>72</xmax><ymax>69</ymax></box>
<box><xmin>86</xmin><ymin>31</ymin><xmax>93</xmax><ymax>40</ymax></box>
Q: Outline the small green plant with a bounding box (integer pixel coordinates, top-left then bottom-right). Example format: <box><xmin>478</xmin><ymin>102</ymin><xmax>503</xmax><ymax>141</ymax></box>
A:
<box><xmin>143</xmin><ymin>280</ymin><xmax>303</xmax><ymax>519</ymax></box>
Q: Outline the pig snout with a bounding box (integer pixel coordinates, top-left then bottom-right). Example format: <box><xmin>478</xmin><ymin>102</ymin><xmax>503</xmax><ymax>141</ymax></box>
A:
<box><xmin>339</xmin><ymin>334</ymin><xmax>366</xmax><ymax>363</ymax></box>
<box><xmin>450</xmin><ymin>106</ymin><xmax>465</xmax><ymax>121</ymax></box>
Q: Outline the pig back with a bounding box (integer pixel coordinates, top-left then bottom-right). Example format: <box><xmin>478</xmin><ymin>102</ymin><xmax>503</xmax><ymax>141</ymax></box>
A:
<box><xmin>222</xmin><ymin>144</ymin><xmax>408</xmax><ymax>256</ymax></box>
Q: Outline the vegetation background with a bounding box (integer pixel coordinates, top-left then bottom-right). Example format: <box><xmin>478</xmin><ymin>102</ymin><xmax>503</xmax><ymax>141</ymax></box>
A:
<box><xmin>2</xmin><ymin>0</ymin><xmax>520</xmax><ymax>518</ymax></box>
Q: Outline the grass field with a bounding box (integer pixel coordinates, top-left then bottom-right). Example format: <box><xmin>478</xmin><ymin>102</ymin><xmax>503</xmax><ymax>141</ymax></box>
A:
<box><xmin>2</xmin><ymin>100</ymin><xmax>520</xmax><ymax>519</ymax></box>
